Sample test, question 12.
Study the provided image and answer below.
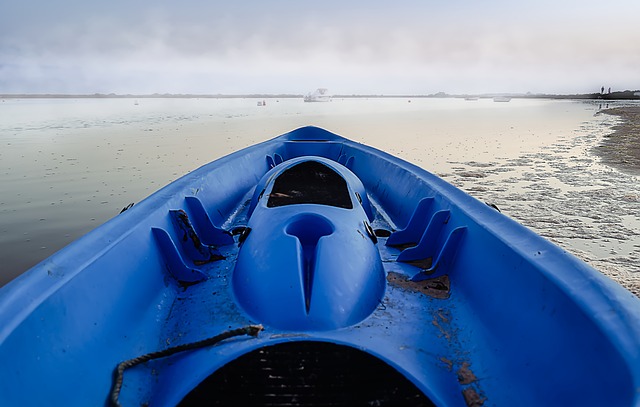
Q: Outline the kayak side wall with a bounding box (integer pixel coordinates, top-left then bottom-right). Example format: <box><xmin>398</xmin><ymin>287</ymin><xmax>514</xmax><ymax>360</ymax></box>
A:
<box><xmin>272</xmin><ymin>128</ymin><xmax>639</xmax><ymax>404</ymax></box>
<box><xmin>0</xmin><ymin>137</ymin><xmax>285</xmax><ymax>405</ymax></box>
<box><xmin>448</xmin><ymin>228</ymin><xmax>635</xmax><ymax>405</ymax></box>
<box><xmin>329</xmin><ymin>134</ymin><xmax>640</xmax><ymax>405</ymax></box>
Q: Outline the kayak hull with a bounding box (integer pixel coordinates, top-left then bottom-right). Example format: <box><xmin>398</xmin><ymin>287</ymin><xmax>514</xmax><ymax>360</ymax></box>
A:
<box><xmin>1</xmin><ymin>126</ymin><xmax>639</xmax><ymax>406</ymax></box>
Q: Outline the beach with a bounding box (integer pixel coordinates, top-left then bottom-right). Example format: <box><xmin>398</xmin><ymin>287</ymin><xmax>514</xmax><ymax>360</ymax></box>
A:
<box><xmin>597</xmin><ymin>106</ymin><xmax>640</xmax><ymax>176</ymax></box>
<box><xmin>0</xmin><ymin>98</ymin><xmax>638</xmax><ymax>296</ymax></box>
<box><xmin>432</xmin><ymin>102</ymin><xmax>640</xmax><ymax>297</ymax></box>
<box><xmin>590</xmin><ymin>106</ymin><xmax>640</xmax><ymax>296</ymax></box>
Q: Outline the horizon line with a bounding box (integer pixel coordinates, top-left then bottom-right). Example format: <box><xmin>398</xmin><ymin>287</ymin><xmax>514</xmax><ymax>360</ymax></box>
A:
<box><xmin>2</xmin><ymin>90</ymin><xmax>640</xmax><ymax>100</ymax></box>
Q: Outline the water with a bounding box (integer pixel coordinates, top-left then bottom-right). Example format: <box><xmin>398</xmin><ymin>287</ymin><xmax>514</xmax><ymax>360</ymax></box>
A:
<box><xmin>1</xmin><ymin>97</ymin><xmax>638</xmax><ymax>293</ymax></box>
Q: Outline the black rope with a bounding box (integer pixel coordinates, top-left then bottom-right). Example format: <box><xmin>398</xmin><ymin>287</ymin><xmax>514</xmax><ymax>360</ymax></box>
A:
<box><xmin>109</xmin><ymin>324</ymin><xmax>263</xmax><ymax>407</ymax></box>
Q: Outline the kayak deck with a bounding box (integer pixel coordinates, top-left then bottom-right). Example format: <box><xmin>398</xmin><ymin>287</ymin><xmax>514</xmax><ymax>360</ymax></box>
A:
<box><xmin>119</xmin><ymin>191</ymin><xmax>475</xmax><ymax>406</ymax></box>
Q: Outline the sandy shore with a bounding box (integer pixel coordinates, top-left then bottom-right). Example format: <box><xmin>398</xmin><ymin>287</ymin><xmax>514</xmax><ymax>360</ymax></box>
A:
<box><xmin>592</xmin><ymin>106</ymin><xmax>640</xmax><ymax>297</ymax></box>
<box><xmin>596</xmin><ymin>106</ymin><xmax>640</xmax><ymax>175</ymax></box>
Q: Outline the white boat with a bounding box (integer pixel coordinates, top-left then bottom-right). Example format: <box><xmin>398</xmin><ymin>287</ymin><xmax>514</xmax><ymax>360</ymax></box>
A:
<box><xmin>493</xmin><ymin>96</ymin><xmax>511</xmax><ymax>102</ymax></box>
<box><xmin>304</xmin><ymin>88</ymin><xmax>331</xmax><ymax>102</ymax></box>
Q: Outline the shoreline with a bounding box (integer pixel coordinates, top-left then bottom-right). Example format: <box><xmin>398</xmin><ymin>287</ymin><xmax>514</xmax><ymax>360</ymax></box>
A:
<box><xmin>596</xmin><ymin>107</ymin><xmax>640</xmax><ymax>176</ymax></box>
<box><xmin>592</xmin><ymin>106</ymin><xmax>640</xmax><ymax>297</ymax></box>
<box><xmin>2</xmin><ymin>90</ymin><xmax>640</xmax><ymax>100</ymax></box>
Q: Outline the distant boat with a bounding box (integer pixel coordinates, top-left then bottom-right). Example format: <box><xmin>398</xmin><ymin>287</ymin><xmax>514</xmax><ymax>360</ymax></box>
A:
<box><xmin>464</xmin><ymin>97</ymin><xmax>479</xmax><ymax>101</ymax></box>
<box><xmin>493</xmin><ymin>96</ymin><xmax>511</xmax><ymax>102</ymax></box>
<box><xmin>304</xmin><ymin>88</ymin><xmax>331</xmax><ymax>102</ymax></box>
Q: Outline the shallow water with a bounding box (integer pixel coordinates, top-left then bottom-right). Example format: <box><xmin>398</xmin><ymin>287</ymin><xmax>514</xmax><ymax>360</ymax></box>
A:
<box><xmin>1</xmin><ymin>97</ymin><xmax>638</xmax><ymax>293</ymax></box>
<box><xmin>441</xmin><ymin>104</ymin><xmax>640</xmax><ymax>295</ymax></box>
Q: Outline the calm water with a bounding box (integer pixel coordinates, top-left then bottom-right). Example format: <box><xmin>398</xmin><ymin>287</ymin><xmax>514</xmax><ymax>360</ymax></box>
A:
<box><xmin>1</xmin><ymin>97</ymin><xmax>638</xmax><ymax>292</ymax></box>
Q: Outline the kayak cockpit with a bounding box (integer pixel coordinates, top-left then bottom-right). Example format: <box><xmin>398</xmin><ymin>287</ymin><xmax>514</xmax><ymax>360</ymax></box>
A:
<box><xmin>267</xmin><ymin>160</ymin><xmax>353</xmax><ymax>209</ymax></box>
<box><xmin>179</xmin><ymin>341</ymin><xmax>435</xmax><ymax>406</ymax></box>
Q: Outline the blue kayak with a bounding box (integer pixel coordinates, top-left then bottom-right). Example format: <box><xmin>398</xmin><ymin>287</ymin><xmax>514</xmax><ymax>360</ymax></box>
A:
<box><xmin>1</xmin><ymin>126</ymin><xmax>639</xmax><ymax>406</ymax></box>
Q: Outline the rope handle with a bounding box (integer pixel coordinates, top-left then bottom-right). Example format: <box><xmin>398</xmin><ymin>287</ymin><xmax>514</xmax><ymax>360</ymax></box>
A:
<box><xmin>110</xmin><ymin>324</ymin><xmax>263</xmax><ymax>406</ymax></box>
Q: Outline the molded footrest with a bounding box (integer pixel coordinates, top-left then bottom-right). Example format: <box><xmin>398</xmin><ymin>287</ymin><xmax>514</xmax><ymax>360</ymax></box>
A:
<box><xmin>411</xmin><ymin>226</ymin><xmax>467</xmax><ymax>280</ymax></box>
<box><xmin>386</xmin><ymin>197</ymin><xmax>435</xmax><ymax>247</ymax></box>
<box><xmin>184</xmin><ymin>197</ymin><xmax>234</xmax><ymax>246</ymax></box>
<box><xmin>169</xmin><ymin>209</ymin><xmax>226</xmax><ymax>264</ymax></box>
<box><xmin>397</xmin><ymin>209</ymin><xmax>450</xmax><ymax>262</ymax></box>
<box><xmin>152</xmin><ymin>227</ymin><xmax>207</xmax><ymax>285</ymax></box>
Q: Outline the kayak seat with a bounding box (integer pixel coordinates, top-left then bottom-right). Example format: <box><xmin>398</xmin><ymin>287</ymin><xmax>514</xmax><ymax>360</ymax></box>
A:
<box><xmin>180</xmin><ymin>341</ymin><xmax>436</xmax><ymax>406</ymax></box>
<box><xmin>267</xmin><ymin>161</ymin><xmax>353</xmax><ymax>209</ymax></box>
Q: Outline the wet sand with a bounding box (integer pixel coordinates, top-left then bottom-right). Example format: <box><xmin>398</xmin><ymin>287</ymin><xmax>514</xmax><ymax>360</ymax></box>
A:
<box><xmin>590</xmin><ymin>106</ymin><xmax>640</xmax><ymax>296</ymax></box>
<box><xmin>442</xmin><ymin>104</ymin><xmax>640</xmax><ymax>298</ymax></box>
<box><xmin>597</xmin><ymin>106</ymin><xmax>640</xmax><ymax>176</ymax></box>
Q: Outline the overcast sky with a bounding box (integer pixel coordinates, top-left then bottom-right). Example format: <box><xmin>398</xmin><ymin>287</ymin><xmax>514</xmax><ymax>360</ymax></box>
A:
<box><xmin>1</xmin><ymin>1</ymin><xmax>639</xmax><ymax>95</ymax></box>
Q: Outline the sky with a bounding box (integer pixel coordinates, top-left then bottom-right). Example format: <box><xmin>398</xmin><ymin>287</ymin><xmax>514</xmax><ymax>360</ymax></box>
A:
<box><xmin>1</xmin><ymin>0</ymin><xmax>639</xmax><ymax>95</ymax></box>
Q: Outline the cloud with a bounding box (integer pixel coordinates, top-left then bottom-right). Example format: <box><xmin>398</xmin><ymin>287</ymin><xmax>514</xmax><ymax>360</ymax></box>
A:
<box><xmin>1</xmin><ymin>1</ymin><xmax>639</xmax><ymax>94</ymax></box>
